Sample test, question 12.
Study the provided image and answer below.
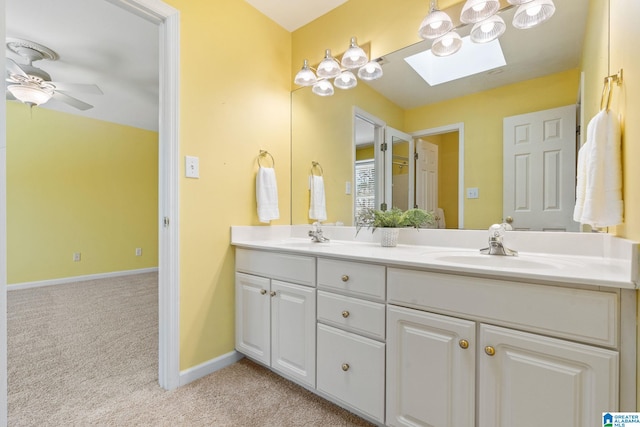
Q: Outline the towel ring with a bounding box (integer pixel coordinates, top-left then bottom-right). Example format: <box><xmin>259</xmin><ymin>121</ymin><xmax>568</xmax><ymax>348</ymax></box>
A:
<box><xmin>310</xmin><ymin>161</ymin><xmax>324</xmax><ymax>176</ymax></box>
<box><xmin>257</xmin><ymin>150</ymin><xmax>275</xmax><ymax>168</ymax></box>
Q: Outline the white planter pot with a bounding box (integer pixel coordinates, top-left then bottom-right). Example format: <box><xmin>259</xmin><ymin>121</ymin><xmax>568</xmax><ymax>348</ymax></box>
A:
<box><xmin>380</xmin><ymin>228</ymin><xmax>400</xmax><ymax>247</ymax></box>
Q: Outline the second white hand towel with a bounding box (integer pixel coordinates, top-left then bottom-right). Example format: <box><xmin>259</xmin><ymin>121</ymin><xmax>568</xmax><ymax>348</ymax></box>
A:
<box><xmin>256</xmin><ymin>167</ymin><xmax>280</xmax><ymax>223</ymax></box>
<box><xmin>309</xmin><ymin>175</ymin><xmax>327</xmax><ymax>221</ymax></box>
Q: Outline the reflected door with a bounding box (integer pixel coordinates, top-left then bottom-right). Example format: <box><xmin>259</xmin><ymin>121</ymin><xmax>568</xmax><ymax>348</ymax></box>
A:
<box><xmin>416</xmin><ymin>140</ymin><xmax>438</xmax><ymax>212</ymax></box>
<box><xmin>385</xmin><ymin>127</ymin><xmax>414</xmax><ymax>211</ymax></box>
<box><xmin>503</xmin><ymin>105</ymin><xmax>578</xmax><ymax>231</ymax></box>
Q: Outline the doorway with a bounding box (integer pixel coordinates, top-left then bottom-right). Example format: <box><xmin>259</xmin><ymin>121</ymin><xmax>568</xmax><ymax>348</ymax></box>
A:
<box><xmin>0</xmin><ymin>0</ymin><xmax>181</xmax><ymax>421</ymax></box>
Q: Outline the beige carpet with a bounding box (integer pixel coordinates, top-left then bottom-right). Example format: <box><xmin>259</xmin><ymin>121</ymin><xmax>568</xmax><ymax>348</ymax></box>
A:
<box><xmin>8</xmin><ymin>273</ymin><xmax>373</xmax><ymax>426</ymax></box>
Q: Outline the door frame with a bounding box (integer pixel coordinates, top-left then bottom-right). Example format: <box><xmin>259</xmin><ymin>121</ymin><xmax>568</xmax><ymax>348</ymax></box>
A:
<box><xmin>411</xmin><ymin>123</ymin><xmax>465</xmax><ymax>229</ymax></box>
<box><xmin>0</xmin><ymin>1</ymin><xmax>181</xmax><ymax>421</ymax></box>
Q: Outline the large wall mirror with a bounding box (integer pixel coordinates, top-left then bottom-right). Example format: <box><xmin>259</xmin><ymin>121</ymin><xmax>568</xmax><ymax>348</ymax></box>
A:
<box><xmin>291</xmin><ymin>0</ymin><xmax>601</xmax><ymax>231</ymax></box>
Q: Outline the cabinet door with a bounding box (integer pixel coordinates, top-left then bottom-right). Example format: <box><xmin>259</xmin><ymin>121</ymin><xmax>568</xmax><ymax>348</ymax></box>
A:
<box><xmin>317</xmin><ymin>323</ymin><xmax>385</xmax><ymax>423</ymax></box>
<box><xmin>479</xmin><ymin>324</ymin><xmax>619</xmax><ymax>427</ymax></box>
<box><xmin>386</xmin><ymin>305</ymin><xmax>475</xmax><ymax>427</ymax></box>
<box><xmin>235</xmin><ymin>272</ymin><xmax>271</xmax><ymax>365</ymax></box>
<box><xmin>270</xmin><ymin>280</ymin><xmax>316</xmax><ymax>388</ymax></box>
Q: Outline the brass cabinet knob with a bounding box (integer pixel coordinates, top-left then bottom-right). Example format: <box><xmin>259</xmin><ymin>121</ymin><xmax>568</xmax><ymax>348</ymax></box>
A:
<box><xmin>341</xmin><ymin>363</ymin><xmax>350</xmax><ymax>371</ymax></box>
<box><xmin>260</xmin><ymin>289</ymin><xmax>267</xmax><ymax>295</ymax></box>
<box><xmin>485</xmin><ymin>346</ymin><xmax>496</xmax><ymax>356</ymax></box>
<box><xmin>459</xmin><ymin>339</ymin><xmax>469</xmax><ymax>349</ymax></box>
<box><xmin>270</xmin><ymin>291</ymin><xmax>276</xmax><ymax>297</ymax></box>
<box><xmin>341</xmin><ymin>275</ymin><xmax>350</xmax><ymax>282</ymax></box>
<box><xmin>342</xmin><ymin>310</ymin><xmax>350</xmax><ymax>318</ymax></box>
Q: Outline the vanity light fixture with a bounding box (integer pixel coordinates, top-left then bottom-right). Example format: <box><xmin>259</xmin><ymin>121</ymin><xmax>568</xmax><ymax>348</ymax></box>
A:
<box><xmin>470</xmin><ymin>14</ymin><xmax>506</xmax><ymax>43</ymax></box>
<box><xmin>293</xmin><ymin>37</ymin><xmax>383</xmax><ymax>96</ymax></box>
<box><xmin>418</xmin><ymin>0</ymin><xmax>454</xmax><ymax>39</ymax></box>
<box><xmin>460</xmin><ymin>0</ymin><xmax>500</xmax><ymax>24</ymax></box>
<box><xmin>512</xmin><ymin>0</ymin><xmax>556</xmax><ymax>29</ymax></box>
<box><xmin>431</xmin><ymin>30</ymin><xmax>463</xmax><ymax>57</ymax></box>
<box><xmin>419</xmin><ymin>0</ymin><xmax>556</xmax><ymax>58</ymax></box>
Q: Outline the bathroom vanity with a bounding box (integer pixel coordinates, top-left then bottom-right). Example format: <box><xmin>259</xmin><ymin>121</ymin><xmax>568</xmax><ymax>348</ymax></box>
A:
<box><xmin>232</xmin><ymin>225</ymin><xmax>638</xmax><ymax>427</ymax></box>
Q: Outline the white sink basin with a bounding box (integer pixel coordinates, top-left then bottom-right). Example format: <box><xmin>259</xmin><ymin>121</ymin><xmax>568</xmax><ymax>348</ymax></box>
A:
<box><xmin>268</xmin><ymin>239</ymin><xmax>343</xmax><ymax>249</ymax></box>
<box><xmin>431</xmin><ymin>252</ymin><xmax>573</xmax><ymax>270</ymax></box>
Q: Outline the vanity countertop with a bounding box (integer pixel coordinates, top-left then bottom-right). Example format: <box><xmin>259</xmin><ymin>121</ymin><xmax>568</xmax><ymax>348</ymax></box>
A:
<box><xmin>231</xmin><ymin>226</ymin><xmax>639</xmax><ymax>290</ymax></box>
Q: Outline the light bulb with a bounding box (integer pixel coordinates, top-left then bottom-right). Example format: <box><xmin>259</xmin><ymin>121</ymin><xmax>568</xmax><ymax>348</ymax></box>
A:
<box><xmin>430</xmin><ymin>21</ymin><xmax>443</xmax><ymax>29</ymax></box>
<box><xmin>527</xmin><ymin>4</ymin><xmax>542</xmax><ymax>15</ymax></box>
<box><xmin>472</xmin><ymin>3</ymin><xmax>485</xmax><ymax>11</ymax></box>
<box><xmin>481</xmin><ymin>21</ymin><xmax>495</xmax><ymax>32</ymax></box>
<box><xmin>442</xmin><ymin>36</ymin><xmax>453</xmax><ymax>47</ymax></box>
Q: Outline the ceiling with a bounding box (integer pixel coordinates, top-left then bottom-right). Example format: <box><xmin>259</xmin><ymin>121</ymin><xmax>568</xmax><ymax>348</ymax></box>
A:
<box><xmin>6</xmin><ymin>0</ymin><xmax>159</xmax><ymax>131</ymax></box>
<box><xmin>6</xmin><ymin>0</ymin><xmax>583</xmax><ymax>133</ymax></box>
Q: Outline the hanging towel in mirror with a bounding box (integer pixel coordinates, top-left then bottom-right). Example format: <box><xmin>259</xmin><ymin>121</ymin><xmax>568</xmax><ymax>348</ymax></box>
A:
<box><xmin>574</xmin><ymin>109</ymin><xmax>623</xmax><ymax>227</ymax></box>
<box><xmin>256</xmin><ymin>167</ymin><xmax>280</xmax><ymax>223</ymax></box>
<box><xmin>309</xmin><ymin>175</ymin><xmax>327</xmax><ymax>221</ymax></box>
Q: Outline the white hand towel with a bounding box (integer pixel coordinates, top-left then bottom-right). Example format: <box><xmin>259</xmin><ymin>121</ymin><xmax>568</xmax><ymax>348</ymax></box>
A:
<box><xmin>309</xmin><ymin>175</ymin><xmax>327</xmax><ymax>221</ymax></box>
<box><xmin>256</xmin><ymin>167</ymin><xmax>279</xmax><ymax>223</ymax></box>
<box><xmin>579</xmin><ymin>110</ymin><xmax>623</xmax><ymax>227</ymax></box>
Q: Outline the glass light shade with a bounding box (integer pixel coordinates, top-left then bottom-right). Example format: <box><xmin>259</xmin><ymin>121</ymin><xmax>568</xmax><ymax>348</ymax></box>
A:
<box><xmin>357</xmin><ymin>60</ymin><xmax>383</xmax><ymax>81</ymax></box>
<box><xmin>341</xmin><ymin>37</ymin><xmax>368</xmax><ymax>69</ymax></box>
<box><xmin>294</xmin><ymin>59</ymin><xmax>317</xmax><ymax>86</ymax></box>
<box><xmin>460</xmin><ymin>0</ymin><xmax>500</xmax><ymax>24</ymax></box>
<box><xmin>312</xmin><ymin>79</ymin><xmax>334</xmax><ymax>96</ymax></box>
<box><xmin>512</xmin><ymin>0</ymin><xmax>555</xmax><ymax>29</ymax></box>
<box><xmin>316</xmin><ymin>49</ymin><xmax>341</xmax><ymax>79</ymax></box>
<box><xmin>470</xmin><ymin>14</ymin><xmax>506</xmax><ymax>43</ymax></box>
<box><xmin>506</xmin><ymin>0</ymin><xmax>535</xmax><ymax>5</ymax></box>
<box><xmin>418</xmin><ymin>9</ymin><xmax>454</xmax><ymax>40</ymax></box>
<box><xmin>431</xmin><ymin>31</ymin><xmax>463</xmax><ymax>57</ymax></box>
<box><xmin>334</xmin><ymin>71</ymin><xmax>358</xmax><ymax>90</ymax></box>
<box><xmin>7</xmin><ymin>84</ymin><xmax>53</xmax><ymax>106</ymax></box>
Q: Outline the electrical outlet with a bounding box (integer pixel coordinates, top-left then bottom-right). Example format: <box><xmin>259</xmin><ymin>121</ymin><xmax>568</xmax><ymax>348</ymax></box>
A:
<box><xmin>466</xmin><ymin>187</ymin><xmax>479</xmax><ymax>199</ymax></box>
<box><xmin>135</xmin><ymin>248</ymin><xmax>142</xmax><ymax>256</ymax></box>
<box><xmin>73</xmin><ymin>252</ymin><xmax>81</xmax><ymax>262</ymax></box>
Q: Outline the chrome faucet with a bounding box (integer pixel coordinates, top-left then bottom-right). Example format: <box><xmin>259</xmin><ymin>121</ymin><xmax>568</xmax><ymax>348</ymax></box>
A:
<box><xmin>308</xmin><ymin>222</ymin><xmax>330</xmax><ymax>243</ymax></box>
<box><xmin>480</xmin><ymin>223</ymin><xmax>517</xmax><ymax>256</ymax></box>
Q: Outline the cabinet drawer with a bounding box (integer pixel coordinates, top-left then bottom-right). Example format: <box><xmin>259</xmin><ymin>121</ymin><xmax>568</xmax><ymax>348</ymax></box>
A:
<box><xmin>317</xmin><ymin>324</ymin><xmax>385</xmax><ymax>423</ymax></box>
<box><xmin>387</xmin><ymin>268</ymin><xmax>619</xmax><ymax>348</ymax></box>
<box><xmin>236</xmin><ymin>248</ymin><xmax>315</xmax><ymax>287</ymax></box>
<box><xmin>317</xmin><ymin>258</ymin><xmax>385</xmax><ymax>300</ymax></box>
<box><xmin>317</xmin><ymin>290</ymin><xmax>386</xmax><ymax>341</ymax></box>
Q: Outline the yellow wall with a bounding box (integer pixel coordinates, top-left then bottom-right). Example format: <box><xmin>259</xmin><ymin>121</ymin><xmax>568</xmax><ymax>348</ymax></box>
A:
<box><xmin>165</xmin><ymin>0</ymin><xmax>292</xmax><ymax>370</ymax></box>
<box><xmin>6</xmin><ymin>103</ymin><xmax>158</xmax><ymax>284</ymax></box>
<box><xmin>356</xmin><ymin>145</ymin><xmax>375</xmax><ymax>161</ymax></box>
<box><xmin>291</xmin><ymin>82</ymin><xmax>404</xmax><ymax>224</ymax></box>
<box><xmin>405</xmin><ymin>69</ymin><xmax>580</xmax><ymax>229</ymax></box>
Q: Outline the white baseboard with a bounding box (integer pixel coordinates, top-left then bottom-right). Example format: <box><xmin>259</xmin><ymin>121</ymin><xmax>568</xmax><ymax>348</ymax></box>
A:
<box><xmin>179</xmin><ymin>350</ymin><xmax>244</xmax><ymax>387</ymax></box>
<box><xmin>7</xmin><ymin>267</ymin><xmax>159</xmax><ymax>291</ymax></box>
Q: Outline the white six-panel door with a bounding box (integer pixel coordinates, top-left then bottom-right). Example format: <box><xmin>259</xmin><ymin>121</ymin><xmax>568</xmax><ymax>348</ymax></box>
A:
<box><xmin>503</xmin><ymin>105</ymin><xmax>578</xmax><ymax>231</ymax></box>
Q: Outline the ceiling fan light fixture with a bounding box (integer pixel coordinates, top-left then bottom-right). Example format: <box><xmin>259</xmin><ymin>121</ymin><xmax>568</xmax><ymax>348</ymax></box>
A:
<box><xmin>316</xmin><ymin>49</ymin><xmax>341</xmax><ymax>79</ymax></box>
<box><xmin>334</xmin><ymin>70</ymin><xmax>358</xmax><ymax>90</ymax></box>
<box><xmin>470</xmin><ymin>14</ymin><xmax>506</xmax><ymax>43</ymax></box>
<box><xmin>7</xmin><ymin>84</ymin><xmax>53</xmax><ymax>106</ymax></box>
<box><xmin>357</xmin><ymin>60</ymin><xmax>384</xmax><ymax>81</ymax></box>
<box><xmin>513</xmin><ymin>0</ymin><xmax>556</xmax><ymax>29</ymax></box>
<box><xmin>341</xmin><ymin>37</ymin><xmax>369</xmax><ymax>69</ymax></box>
<box><xmin>431</xmin><ymin>31</ymin><xmax>463</xmax><ymax>57</ymax></box>
<box><xmin>294</xmin><ymin>59</ymin><xmax>318</xmax><ymax>86</ymax></box>
<box><xmin>460</xmin><ymin>0</ymin><xmax>500</xmax><ymax>24</ymax></box>
<box><xmin>418</xmin><ymin>2</ymin><xmax>454</xmax><ymax>39</ymax></box>
<box><xmin>312</xmin><ymin>79</ymin><xmax>335</xmax><ymax>96</ymax></box>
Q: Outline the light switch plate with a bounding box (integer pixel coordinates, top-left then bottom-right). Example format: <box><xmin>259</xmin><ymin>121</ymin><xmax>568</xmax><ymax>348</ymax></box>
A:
<box><xmin>185</xmin><ymin>156</ymin><xmax>199</xmax><ymax>178</ymax></box>
<box><xmin>466</xmin><ymin>187</ymin><xmax>479</xmax><ymax>199</ymax></box>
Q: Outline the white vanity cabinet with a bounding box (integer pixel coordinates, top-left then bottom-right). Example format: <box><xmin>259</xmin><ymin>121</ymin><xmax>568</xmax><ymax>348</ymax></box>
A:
<box><xmin>316</xmin><ymin>258</ymin><xmax>387</xmax><ymax>423</ymax></box>
<box><xmin>386</xmin><ymin>267</ymin><xmax>620</xmax><ymax>427</ymax></box>
<box><xmin>235</xmin><ymin>249</ymin><xmax>316</xmax><ymax>388</ymax></box>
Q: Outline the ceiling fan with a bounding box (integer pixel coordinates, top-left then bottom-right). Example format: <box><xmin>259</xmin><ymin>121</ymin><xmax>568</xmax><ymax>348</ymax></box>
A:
<box><xmin>5</xmin><ymin>37</ymin><xmax>103</xmax><ymax>110</ymax></box>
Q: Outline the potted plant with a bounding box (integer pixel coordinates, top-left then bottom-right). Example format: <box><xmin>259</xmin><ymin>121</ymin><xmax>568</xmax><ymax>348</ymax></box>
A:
<box><xmin>356</xmin><ymin>207</ymin><xmax>435</xmax><ymax>247</ymax></box>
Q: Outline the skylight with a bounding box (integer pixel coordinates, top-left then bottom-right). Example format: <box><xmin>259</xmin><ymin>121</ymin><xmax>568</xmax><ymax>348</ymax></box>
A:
<box><xmin>404</xmin><ymin>36</ymin><xmax>506</xmax><ymax>86</ymax></box>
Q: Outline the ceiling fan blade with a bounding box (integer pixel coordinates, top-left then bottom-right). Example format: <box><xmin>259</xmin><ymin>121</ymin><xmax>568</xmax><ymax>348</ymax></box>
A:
<box><xmin>6</xmin><ymin>58</ymin><xmax>28</xmax><ymax>78</ymax></box>
<box><xmin>49</xmin><ymin>81</ymin><xmax>103</xmax><ymax>95</ymax></box>
<box><xmin>52</xmin><ymin>91</ymin><xmax>94</xmax><ymax>111</ymax></box>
